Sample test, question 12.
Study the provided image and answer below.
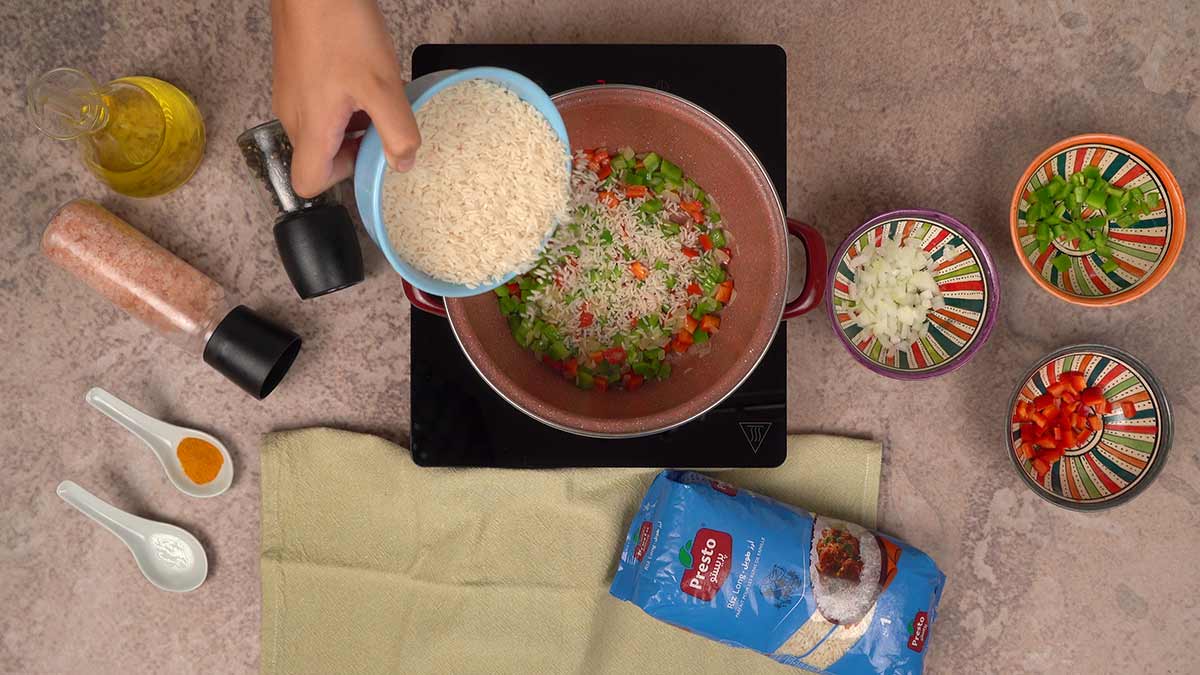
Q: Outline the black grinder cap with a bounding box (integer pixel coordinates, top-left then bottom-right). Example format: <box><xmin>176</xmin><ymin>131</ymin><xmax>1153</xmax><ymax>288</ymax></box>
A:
<box><xmin>237</xmin><ymin>119</ymin><xmax>364</xmax><ymax>300</ymax></box>
<box><xmin>274</xmin><ymin>204</ymin><xmax>364</xmax><ymax>299</ymax></box>
<box><xmin>203</xmin><ymin>305</ymin><xmax>302</xmax><ymax>399</ymax></box>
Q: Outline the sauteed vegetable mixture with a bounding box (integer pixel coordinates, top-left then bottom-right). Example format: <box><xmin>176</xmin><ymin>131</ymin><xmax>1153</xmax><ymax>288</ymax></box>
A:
<box><xmin>496</xmin><ymin>147</ymin><xmax>734</xmax><ymax>391</ymax></box>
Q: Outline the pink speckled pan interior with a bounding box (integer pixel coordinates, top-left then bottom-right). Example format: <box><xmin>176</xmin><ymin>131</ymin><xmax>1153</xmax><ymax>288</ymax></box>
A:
<box><xmin>446</xmin><ymin>85</ymin><xmax>787</xmax><ymax>437</ymax></box>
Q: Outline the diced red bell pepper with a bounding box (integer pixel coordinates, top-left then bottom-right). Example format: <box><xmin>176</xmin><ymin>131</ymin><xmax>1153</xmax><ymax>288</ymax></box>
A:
<box><xmin>699</xmin><ymin>234</ymin><xmax>714</xmax><ymax>251</ymax></box>
<box><xmin>542</xmin><ymin>355</ymin><xmax>563</xmax><ymax>373</ymax></box>
<box><xmin>1043</xmin><ymin>405</ymin><xmax>1060</xmax><ymax>422</ymax></box>
<box><xmin>1061</xmin><ymin>426</ymin><xmax>1077</xmax><ymax>449</ymax></box>
<box><xmin>589</xmin><ymin>350</ymin><xmax>603</xmax><ymax>363</ymax></box>
<box><xmin>603</xmin><ymin>347</ymin><xmax>627</xmax><ymax>364</ymax></box>
<box><xmin>563</xmin><ymin>357</ymin><xmax>578</xmax><ymax>378</ymax></box>
<box><xmin>1063</xmin><ymin>371</ymin><xmax>1087</xmax><ymax>393</ymax></box>
<box><xmin>593</xmin><ymin>148</ymin><xmax>610</xmax><ymax>164</ymax></box>
<box><xmin>579</xmin><ymin>310</ymin><xmax>594</xmax><ymax>328</ymax></box>
<box><xmin>506</xmin><ymin>282</ymin><xmax>520</xmax><ymax>295</ymax></box>
<box><xmin>1035</xmin><ymin>435</ymin><xmax>1057</xmax><ymax>449</ymax></box>
<box><xmin>630</xmin><ymin>261</ymin><xmax>649</xmax><ymax>280</ymax></box>
<box><xmin>1052</xmin><ymin>426</ymin><xmax>1063</xmax><ymax>441</ymax></box>
<box><xmin>1038</xmin><ymin>447</ymin><xmax>1065</xmax><ymax>464</ymax></box>
<box><xmin>1030</xmin><ymin>411</ymin><xmax>1048</xmax><ymax>428</ymax></box>
<box><xmin>1033</xmin><ymin>394</ymin><xmax>1055</xmax><ymax>412</ymax></box>
<box><xmin>622</xmin><ymin>373</ymin><xmax>645</xmax><ymax>391</ymax></box>
<box><xmin>598</xmin><ymin>191</ymin><xmax>620</xmax><ymax>208</ymax></box>
<box><xmin>714</xmin><ymin>280</ymin><xmax>734</xmax><ymax>304</ymax></box>
<box><xmin>1087</xmin><ymin>414</ymin><xmax>1103</xmax><ymax>431</ymax></box>
<box><xmin>686</xmin><ymin>282</ymin><xmax>702</xmax><ymax>296</ymax></box>
<box><xmin>685</xmin><ymin>315</ymin><xmax>699</xmax><ymax>333</ymax></box>
<box><xmin>1016</xmin><ymin>400</ymin><xmax>1031</xmax><ymax>421</ymax></box>
<box><xmin>1121</xmin><ymin>401</ymin><xmax>1137</xmax><ymax>419</ymax></box>
<box><xmin>680</xmin><ymin>246</ymin><xmax>700</xmax><ymax>258</ymax></box>
<box><xmin>587</xmin><ymin>159</ymin><xmax>601</xmax><ymax>172</ymax></box>
<box><xmin>1016</xmin><ymin>443</ymin><xmax>1034</xmax><ymax>460</ymax></box>
<box><xmin>594</xmin><ymin>377</ymin><xmax>608</xmax><ymax>392</ymax></box>
<box><xmin>1020</xmin><ymin>424</ymin><xmax>1037</xmax><ymax>442</ymax></box>
<box><xmin>676</xmin><ymin>330</ymin><xmax>694</xmax><ymax>346</ymax></box>
<box><xmin>596</xmin><ymin>164</ymin><xmax>612</xmax><ymax>181</ymax></box>
<box><xmin>700</xmin><ymin>314</ymin><xmax>721</xmax><ymax>333</ymax></box>
<box><xmin>1047</xmin><ymin>381</ymin><xmax>1068</xmax><ymax>397</ymax></box>
<box><xmin>1032</xmin><ymin>458</ymin><xmax>1050</xmax><ymax>481</ymax></box>
<box><xmin>1061</xmin><ymin>389</ymin><xmax>1078</xmax><ymax>404</ymax></box>
<box><xmin>679</xmin><ymin>200</ymin><xmax>705</xmax><ymax>224</ymax></box>
<box><xmin>624</xmin><ymin>185</ymin><xmax>648</xmax><ymax>199</ymax></box>
<box><xmin>1079</xmin><ymin>387</ymin><xmax>1105</xmax><ymax>407</ymax></box>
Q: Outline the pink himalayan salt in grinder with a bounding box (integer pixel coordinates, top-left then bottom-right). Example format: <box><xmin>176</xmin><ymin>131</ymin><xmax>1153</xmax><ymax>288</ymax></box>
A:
<box><xmin>43</xmin><ymin>200</ymin><xmax>301</xmax><ymax>399</ymax></box>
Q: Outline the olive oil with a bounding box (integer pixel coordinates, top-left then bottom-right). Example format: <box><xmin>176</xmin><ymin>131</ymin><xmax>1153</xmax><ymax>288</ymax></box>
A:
<box><xmin>28</xmin><ymin>68</ymin><xmax>205</xmax><ymax>198</ymax></box>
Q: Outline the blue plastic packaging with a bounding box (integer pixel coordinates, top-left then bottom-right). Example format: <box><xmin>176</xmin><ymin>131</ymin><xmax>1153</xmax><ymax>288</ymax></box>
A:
<box><xmin>611</xmin><ymin>471</ymin><xmax>945</xmax><ymax>674</ymax></box>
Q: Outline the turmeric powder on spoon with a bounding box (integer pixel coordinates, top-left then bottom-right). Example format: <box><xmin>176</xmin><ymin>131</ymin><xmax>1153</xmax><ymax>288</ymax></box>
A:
<box><xmin>176</xmin><ymin>437</ymin><xmax>224</xmax><ymax>485</ymax></box>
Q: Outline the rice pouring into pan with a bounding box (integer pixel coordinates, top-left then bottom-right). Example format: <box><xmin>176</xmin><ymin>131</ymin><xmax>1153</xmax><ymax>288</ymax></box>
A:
<box><xmin>382</xmin><ymin>79</ymin><xmax>570</xmax><ymax>288</ymax></box>
<box><xmin>611</xmin><ymin>471</ymin><xmax>945</xmax><ymax>674</ymax></box>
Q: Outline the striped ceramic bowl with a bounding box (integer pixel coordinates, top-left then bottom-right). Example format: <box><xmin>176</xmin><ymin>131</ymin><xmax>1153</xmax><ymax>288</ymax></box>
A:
<box><xmin>1009</xmin><ymin>134</ymin><xmax>1186</xmax><ymax>306</ymax></box>
<box><xmin>826</xmin><ymin>209</ymin><xmax>999</xmax><ymax>379</ymax></box>
<box><xmin>1006</xmin><ymin>345</ymin><xmax>1172</xmax><ymax>510</ymax></box>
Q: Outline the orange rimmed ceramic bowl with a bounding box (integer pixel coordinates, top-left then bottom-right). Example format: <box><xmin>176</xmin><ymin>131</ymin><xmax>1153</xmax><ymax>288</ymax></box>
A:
<box><xmin>1009</xmin><ymin>134</ymin><xmax>1185</xmax><ymax>306</ymax></box>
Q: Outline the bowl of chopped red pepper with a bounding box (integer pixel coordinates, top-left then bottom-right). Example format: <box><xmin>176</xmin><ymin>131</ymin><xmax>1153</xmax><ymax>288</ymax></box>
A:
<box><xmin>1007</xmin><ymin>344</ymin><xmax>1172</xmax><ymax>510</ymax></box>
<box><xmin>1009</xmin><ymin>134</ymin><xmax>1186</xmax><ymax>306</ymax></box>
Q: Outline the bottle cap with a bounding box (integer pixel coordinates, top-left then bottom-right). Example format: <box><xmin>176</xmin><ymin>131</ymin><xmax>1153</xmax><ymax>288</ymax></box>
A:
<box><xmin>274</xmin><ymin>205</ymin><xmax>365</xmax><ymax>299</ymax></box>
<box><xmin>203</xmin><ymin>306</ymin><xmax>302</xmax><ymax>399</ymax></box>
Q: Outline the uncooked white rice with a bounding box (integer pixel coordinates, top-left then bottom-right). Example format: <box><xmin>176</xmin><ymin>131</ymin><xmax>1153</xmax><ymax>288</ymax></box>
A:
<box><xmin>382</xmin><ymin>79</ymin><xmax>569</xmax><ymax>287</ymax></box>
<box><xmin>522</xmin><ymin>156</ymin><xmax>709</xmax><ymax>352</ymax></box>
<box><xmin>809</xmin><ymin>517</ymin><xmax>882</xmax><ymax>625</ymax></box>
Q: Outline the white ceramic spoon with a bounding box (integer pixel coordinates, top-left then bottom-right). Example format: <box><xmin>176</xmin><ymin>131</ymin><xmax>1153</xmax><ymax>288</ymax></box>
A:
<box><xmin>56</xmin><ymin>480</ymin><xmax>208</xmax><ymax>592</ymax></box>
<box><xmin>85</xmin><ymin>387</ymin><xmax>233</xmax><ymax>498</ymax></box>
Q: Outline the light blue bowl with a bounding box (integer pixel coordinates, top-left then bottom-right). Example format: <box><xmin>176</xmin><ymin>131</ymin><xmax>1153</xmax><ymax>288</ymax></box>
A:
<box><xmin>354</xmin><ymin>67</ymin><xmax>571</xmax><ymax>297</ymax></box>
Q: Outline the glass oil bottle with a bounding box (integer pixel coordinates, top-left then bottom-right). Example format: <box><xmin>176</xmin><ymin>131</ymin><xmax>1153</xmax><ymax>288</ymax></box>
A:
<box><xmin>27</xmin><ymin>67</ymin><xmax>206</xmax><ymax>198</ymax></box>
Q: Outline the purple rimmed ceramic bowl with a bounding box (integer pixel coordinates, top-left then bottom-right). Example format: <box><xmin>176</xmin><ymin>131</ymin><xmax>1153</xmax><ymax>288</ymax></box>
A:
<box><xmin>826</xmin><ymin>209</ymin><xmax>1000</xmax><ymax>379</ymax></box>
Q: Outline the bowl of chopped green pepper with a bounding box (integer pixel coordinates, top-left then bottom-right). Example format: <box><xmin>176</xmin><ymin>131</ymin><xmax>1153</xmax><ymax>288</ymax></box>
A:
<box><xmin>1010</xmin><ymin>134</ymin><xmax>1185</xmax><ymax>306</ymax></box>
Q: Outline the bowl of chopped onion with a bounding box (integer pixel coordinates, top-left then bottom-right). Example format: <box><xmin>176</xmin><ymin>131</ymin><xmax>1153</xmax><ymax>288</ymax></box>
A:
<box><xmin>826</xmin><ymin>209</ymin><xmax>999</xmax><ymax>379</ymax></box>
<box><xmin>1009</xmin><ymin>134</ymin><xmax>1185</xmax><ymax>306</ymax></box>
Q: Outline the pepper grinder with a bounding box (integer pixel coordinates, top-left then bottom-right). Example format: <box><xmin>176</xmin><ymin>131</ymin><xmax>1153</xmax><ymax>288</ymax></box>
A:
<box><xmin>237</xmin><ymin>120</ymin><xmax>364</xmax><ymax>299</ymax></box>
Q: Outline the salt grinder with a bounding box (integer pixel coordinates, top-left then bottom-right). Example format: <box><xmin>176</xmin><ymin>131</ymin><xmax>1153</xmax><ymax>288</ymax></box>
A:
<box><xmin>237</xmin><ymin>120</ymin><xmax>364</xmax><ymax>299</ymax></box>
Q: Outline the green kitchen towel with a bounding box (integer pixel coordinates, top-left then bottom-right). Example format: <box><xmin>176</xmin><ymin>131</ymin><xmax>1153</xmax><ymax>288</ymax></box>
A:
<box><xmin>261</xmin><ymin>428</ymin><xmax>881</xmax><ymax>674</ymax></box>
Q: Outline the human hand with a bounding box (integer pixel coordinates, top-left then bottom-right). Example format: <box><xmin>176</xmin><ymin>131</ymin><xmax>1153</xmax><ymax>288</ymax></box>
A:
<box><xmin>270</xmin><ymin>0</ymin><xmax>420</xmax><ymax>197</ymax></box>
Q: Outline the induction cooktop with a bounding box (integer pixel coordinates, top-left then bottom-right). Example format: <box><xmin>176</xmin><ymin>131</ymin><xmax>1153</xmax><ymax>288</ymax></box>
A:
<box><xmin>409</xmin><ymin>44</ymin><xmax>788</xmax><ymax>468</ymax></box>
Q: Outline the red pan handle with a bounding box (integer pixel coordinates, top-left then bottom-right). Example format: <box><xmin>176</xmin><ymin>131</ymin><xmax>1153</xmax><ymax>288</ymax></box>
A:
<box><xmin>403</xmin><ymin>280</ymin><xmax>448</xmax><ymax>317</ymax></box>
<box><xmin>782</xmin><ymin>218</ymin><xmax>828</xmax><ymax>319</ymax></box>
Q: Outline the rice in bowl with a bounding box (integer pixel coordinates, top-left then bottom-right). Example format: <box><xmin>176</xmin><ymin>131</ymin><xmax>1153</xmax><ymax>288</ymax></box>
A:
<box><xmin>382</xmin><ymin>78</ymin><xmax>569</xmax><ymax>287</ymax></box>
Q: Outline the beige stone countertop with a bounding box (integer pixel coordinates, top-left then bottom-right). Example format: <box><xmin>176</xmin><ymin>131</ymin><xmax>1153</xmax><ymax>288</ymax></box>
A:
<box><xmin>3</xmin><ymin>1</ymin><xmax>1198</xmax><ymax>673</ymax></box>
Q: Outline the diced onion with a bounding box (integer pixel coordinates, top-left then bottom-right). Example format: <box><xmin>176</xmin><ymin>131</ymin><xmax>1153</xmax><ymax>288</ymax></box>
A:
<box><xmin>846</xmin><ymin>238</ymin><xmax>943</xmax><ymax>350</ymax></box>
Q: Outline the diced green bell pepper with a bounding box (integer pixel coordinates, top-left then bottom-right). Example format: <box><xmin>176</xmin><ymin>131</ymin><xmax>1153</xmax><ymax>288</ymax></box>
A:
<box><xmin>660</xmin><ymin>159</ymin><xmax>683</xmax><ymax>182</ymax></box>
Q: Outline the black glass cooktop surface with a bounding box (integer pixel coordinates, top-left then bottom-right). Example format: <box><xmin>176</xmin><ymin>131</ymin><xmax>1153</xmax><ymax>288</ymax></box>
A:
<box><xmin>410</xmin><ymin>44</ymin><xmax>787</xmax><ymax>468</ymax></box>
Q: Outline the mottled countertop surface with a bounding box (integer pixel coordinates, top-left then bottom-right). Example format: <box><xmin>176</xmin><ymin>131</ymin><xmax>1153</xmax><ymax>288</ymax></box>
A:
<box><xmin>3</xmin><ymin>1</ymin><xmax>1198</xmax><ymax>673</ymax></box>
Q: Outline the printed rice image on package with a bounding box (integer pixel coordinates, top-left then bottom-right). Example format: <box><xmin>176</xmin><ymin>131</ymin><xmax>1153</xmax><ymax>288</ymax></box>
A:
<box><xmin>610</xmin><ymin>471</ymin><xmax>945</xmax><ymax>674</ymax></box>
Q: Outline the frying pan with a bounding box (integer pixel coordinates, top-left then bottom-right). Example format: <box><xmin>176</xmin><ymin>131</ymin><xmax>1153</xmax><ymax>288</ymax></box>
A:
<box><xmin>404</xmin><ymin>85</ymin><xmax>826</xmax><ymax>437</ymax></box>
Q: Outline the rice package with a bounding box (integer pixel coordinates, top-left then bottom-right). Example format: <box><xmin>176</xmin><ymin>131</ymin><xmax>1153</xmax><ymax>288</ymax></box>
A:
<box><xmin>610</xmin><ymin>471</ymin><xmax>945</xmax><ymax>674</ymax></box>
